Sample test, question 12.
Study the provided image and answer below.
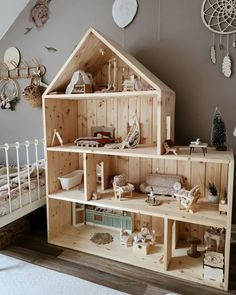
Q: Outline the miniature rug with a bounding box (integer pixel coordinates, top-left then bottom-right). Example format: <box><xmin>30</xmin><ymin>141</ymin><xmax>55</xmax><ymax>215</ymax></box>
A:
<box><xmin>0</xmin><ymin>254</ymin><xmax>126</xmax><ymax>295</ymax></box>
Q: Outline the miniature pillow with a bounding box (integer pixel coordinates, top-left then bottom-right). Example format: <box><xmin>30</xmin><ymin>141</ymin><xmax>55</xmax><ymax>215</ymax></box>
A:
<box><xmin>173</xmin><ymin>182</ymin><xmax>181</xmax><ymax>192</ymax></box>
<box><xmin>94</xmin><ymin>131</ymin><xmax>111</xmax><ymax>138</ymax></box>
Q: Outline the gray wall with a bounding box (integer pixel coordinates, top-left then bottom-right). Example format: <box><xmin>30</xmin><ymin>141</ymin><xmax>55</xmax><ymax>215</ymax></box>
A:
<box><xmin>0</xmin><ymin>0</ymin><xmax>235</xmax><ymax>219</ymax></box>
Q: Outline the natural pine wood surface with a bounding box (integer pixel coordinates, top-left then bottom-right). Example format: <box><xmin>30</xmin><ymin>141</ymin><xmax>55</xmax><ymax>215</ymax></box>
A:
<box><xmin>1</xmin><ymin>230</ymin><xmax>236</xmax><ymax>295</ymax></box>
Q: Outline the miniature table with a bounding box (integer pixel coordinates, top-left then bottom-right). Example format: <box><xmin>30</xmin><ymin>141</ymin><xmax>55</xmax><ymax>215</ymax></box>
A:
<box><xmin>189</xmin><ymin>143</ymin><xmax>208</xmax><ymax>156</ymax></box>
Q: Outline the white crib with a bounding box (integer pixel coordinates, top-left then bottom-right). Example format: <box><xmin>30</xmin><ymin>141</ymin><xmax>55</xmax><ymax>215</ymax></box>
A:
<box><xmin>0</xmin><ymin>139</ymin><xmax>46</xmax><ymax>228</ymax></box>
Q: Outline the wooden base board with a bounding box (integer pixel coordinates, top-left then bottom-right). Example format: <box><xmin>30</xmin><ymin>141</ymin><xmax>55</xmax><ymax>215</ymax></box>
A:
<box><xmin>49</xmin><ymin>224</ymin><xmax>224</xmax><ymax>290</ymax></box>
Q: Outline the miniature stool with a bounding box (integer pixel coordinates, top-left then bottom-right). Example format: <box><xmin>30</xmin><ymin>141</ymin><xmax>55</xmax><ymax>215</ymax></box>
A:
<box><xmin>187</xmin><ymin>237</ymin><xmax>201</xmax><ymax>258</ymax></box>
<box><xmin>189</xmin><ymin>143</ymin><xmax>208</xmax><ymax>156</ymax></box>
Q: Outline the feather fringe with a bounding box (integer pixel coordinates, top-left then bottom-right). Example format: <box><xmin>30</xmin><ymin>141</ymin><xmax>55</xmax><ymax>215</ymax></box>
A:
<box><xmin>222</xmin><ymin>55</ymin><xmax>232</xmax><ymax>78</ymax></box>
<box><xmin>210</xmin><ymin>45</ymin><xmax>216</xmax><ymax>64</ymax></box>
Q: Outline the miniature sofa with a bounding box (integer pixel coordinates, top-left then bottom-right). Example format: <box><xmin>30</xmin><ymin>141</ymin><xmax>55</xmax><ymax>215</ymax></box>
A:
<box><xmin>139</xmin><ymin>173</ymin><xmax>184</xmax><ymax>196</ymax></box>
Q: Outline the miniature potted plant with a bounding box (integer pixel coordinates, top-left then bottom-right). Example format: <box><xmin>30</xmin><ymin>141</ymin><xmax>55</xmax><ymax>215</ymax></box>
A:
<box><xmin>208</xmin><ymin>182</ymin><xmax>219</xmax><ymax>203</ymax></box>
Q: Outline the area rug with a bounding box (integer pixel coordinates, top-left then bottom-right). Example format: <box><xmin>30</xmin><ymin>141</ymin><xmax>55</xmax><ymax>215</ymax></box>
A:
<box><xmin>0</xmin><ymin>254</ymin><xmax>127</xmax><ymax>295</ymax></box>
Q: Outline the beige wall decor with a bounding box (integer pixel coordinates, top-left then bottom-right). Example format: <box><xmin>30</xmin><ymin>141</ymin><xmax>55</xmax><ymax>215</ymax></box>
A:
<box><xmin>201</xmin><ymin>0</ymin><xmax>236</xmax><ymax>77</ymax></box>
<box><xmin>112</xmin><ymin>0</ymin><xmax>138</xmax><ymax>29</ymax></box>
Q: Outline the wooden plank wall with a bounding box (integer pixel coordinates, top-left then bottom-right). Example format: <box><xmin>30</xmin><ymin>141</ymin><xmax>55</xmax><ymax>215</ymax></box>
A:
<box><xmin>77</xmin><ymin>95</ymin><xmax>157</xmax><ymax>144</ymax></box>
<box><xmin>83</xmin><ymin>154</ymin><xmax>112</xmax><ymax>200</ymax></box>
<box><xmin>48</xmin><ymin>198</ymin><xmax>71</xmax><ymax>240</ymax></box>
<box><xmin>45</xmin><ymin>99</ymin><xmax>78</xmax><ymax>146</ymax></box>
<box><xmin>93</xmin><ymin>56</ymin><xmax>151</xmax><ymax>92</ymax></box>
<box><xmin>47</xmin><ymin>152</ymin><xmax>80</xmax><ymax>194</ymax></box>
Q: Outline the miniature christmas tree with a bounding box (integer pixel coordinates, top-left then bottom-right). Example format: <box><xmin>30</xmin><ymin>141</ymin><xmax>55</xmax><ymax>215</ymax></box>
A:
<box><xmin>211</xmin><ymin>107</ymin><xmax>227</xmax><ymax>151</ymax></box>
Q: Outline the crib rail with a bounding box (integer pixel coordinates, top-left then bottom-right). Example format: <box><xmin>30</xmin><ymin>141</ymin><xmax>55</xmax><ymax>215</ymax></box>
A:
<box><xmin>0</xmin><ymin>139</ymin><xmax>45</xmax><ymax>215</ymax></box>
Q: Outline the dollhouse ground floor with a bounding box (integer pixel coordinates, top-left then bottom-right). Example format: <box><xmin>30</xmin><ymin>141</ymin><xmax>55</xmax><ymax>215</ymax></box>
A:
<box><xmin>1</xmin><ymin>226</ymin><xmax>236</xmax><ymax>295</ymax></box>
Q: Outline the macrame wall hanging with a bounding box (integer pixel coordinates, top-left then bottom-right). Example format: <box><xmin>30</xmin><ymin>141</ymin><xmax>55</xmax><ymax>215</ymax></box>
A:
<box><xmin>201</xmin><ymin>0</ymin><xmax>236</xmax><ymax>78</ymax></box>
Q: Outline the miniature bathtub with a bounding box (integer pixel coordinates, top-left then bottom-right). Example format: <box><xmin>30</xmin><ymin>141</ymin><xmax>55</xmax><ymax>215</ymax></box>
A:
<box><xmin>58</xmin><ymin>169</ymin><xmax>83</xmax><ymax>190</ymax></box>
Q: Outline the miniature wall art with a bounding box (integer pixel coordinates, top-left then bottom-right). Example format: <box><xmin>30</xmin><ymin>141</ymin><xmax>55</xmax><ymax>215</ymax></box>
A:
<box><xmin>201</xmin><ymin>0</ymin><xmax>236</xmax><ymax>77</ymax></box>
<box><xmin>112</xmin><ymin>0</ymin><xmax>138</xmax><ymax>28</ymax></box>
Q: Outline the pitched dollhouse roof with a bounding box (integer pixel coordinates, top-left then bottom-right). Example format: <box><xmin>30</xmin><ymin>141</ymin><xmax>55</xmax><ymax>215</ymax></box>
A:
<box><xmin>44</xmin><ymin>27</ymin><xmax>174</xmax><ymax>95</ymax></box>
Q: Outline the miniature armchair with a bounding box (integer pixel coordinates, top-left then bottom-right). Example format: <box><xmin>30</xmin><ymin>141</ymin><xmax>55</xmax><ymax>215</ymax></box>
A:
<box><xmin>174</xmin><ymin>185</ymin><xmax>201</xmax><ymax>214</ymax></box>
<box><xmin>113</xmin><ymin>174</ymin><xmax>134</xmax><ymax>201</ymax></box>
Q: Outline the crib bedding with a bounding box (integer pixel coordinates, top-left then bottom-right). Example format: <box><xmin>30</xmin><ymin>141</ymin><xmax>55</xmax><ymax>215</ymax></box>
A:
<box><xmin>0</xmin><ymin>165</ymin><xmax>46</xmax><ymax>216</ymax></box>
<box><xmin>0</xmin><ymin>185</ymin><xmax>46</xmax><ymax>217</ymax></box>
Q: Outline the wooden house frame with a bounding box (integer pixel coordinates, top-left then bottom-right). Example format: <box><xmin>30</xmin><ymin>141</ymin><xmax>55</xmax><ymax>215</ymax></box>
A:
<box><xmin>42</xmin><ymin>28</ymin><xmax>234</xmax><ymax>291</ymax></box>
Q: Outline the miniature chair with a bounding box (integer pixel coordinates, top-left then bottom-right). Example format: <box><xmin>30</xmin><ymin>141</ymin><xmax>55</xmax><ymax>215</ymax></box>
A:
<box><xmin>204</xmin><ymin>227</ymin><xmax>225</xmax><ymax>252</ymax></box>
<box><xmin>113</xmin><ymin>174</ymin><xmax>134</xmax><ymax>201</ymax></box>
<box><xmin>174</xmin><ymin>185</ymin><xmax>201</xmax><ymax>213</ymax></box>
<box><xmin>163</xmin><ymin>140</ymin><xmax>178</xmax><ymax>156</ymax></box>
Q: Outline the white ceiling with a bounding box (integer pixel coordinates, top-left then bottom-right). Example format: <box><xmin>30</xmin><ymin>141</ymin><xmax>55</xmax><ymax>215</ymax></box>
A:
<box><xmin>0</xmin><ymin>0</ymin><xmax>30</xmax><ymax>40</ymax></box>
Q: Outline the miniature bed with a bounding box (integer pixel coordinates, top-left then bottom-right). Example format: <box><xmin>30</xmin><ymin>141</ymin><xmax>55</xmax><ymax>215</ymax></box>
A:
<box><xmin>0</xmin><ymin>139</ymin><xmax>46</xmax><ymax>228</ymax></box>
<box><xmin>74</xmin><ymin>127</ymin><xmax>114</xmax><ymax>147</ymax></box>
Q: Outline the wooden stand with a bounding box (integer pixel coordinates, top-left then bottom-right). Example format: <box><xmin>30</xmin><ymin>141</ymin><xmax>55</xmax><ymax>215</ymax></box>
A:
<box><xmin>187</xmin><ymin>237</ymin><xmax>201</xmax><ymax>258</ymax></box>
<box><xmin>42</xmin><ymin>28</ymin><xmax>234</xmax><ymax>291</ymax></box>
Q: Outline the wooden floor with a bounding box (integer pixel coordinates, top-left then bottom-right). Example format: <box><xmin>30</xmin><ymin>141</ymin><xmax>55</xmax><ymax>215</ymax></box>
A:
<box><xmin>0</xmin><ymin>230</ymin><xmax>236</xmax><ymax>295</ymax></box>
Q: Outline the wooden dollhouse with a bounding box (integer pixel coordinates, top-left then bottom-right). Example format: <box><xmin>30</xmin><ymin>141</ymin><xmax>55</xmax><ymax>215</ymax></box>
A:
<box><xmin>42</xmin><ymin>28</ymin><xmax>234</xmax><ymax>291</ymax></box>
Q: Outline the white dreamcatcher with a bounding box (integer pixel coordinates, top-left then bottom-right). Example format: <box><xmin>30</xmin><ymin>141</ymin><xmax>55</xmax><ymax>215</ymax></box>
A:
<box><xmin>201</xmin><ymin>0</ymin><xmax>236</xmax><ymax>77</ymax></box>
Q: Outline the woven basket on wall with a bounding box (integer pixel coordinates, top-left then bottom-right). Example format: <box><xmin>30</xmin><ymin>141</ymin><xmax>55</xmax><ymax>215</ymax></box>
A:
<box><xmin>23</xmin><ymin>78</ymin><xmax>46</xmax><ymax>108</ymax></box>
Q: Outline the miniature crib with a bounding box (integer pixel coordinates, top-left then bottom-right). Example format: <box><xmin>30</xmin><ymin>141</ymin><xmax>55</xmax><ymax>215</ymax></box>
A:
<box><xmin>0</xmin><ymin>139</ymin><xmax>46</xmax><ymax>228</ymax></box>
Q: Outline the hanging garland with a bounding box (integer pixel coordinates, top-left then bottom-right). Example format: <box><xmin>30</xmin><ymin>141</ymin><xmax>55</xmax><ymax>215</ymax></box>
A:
<box><xmin>201</xmin><ymin>0</ymin><xmax>236</xmax><ymax>78</ymax></box>
<box><xmin>0</xmin><ymin>79</ymin><xmax>20</xmax><ymax>111</ymax></box>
